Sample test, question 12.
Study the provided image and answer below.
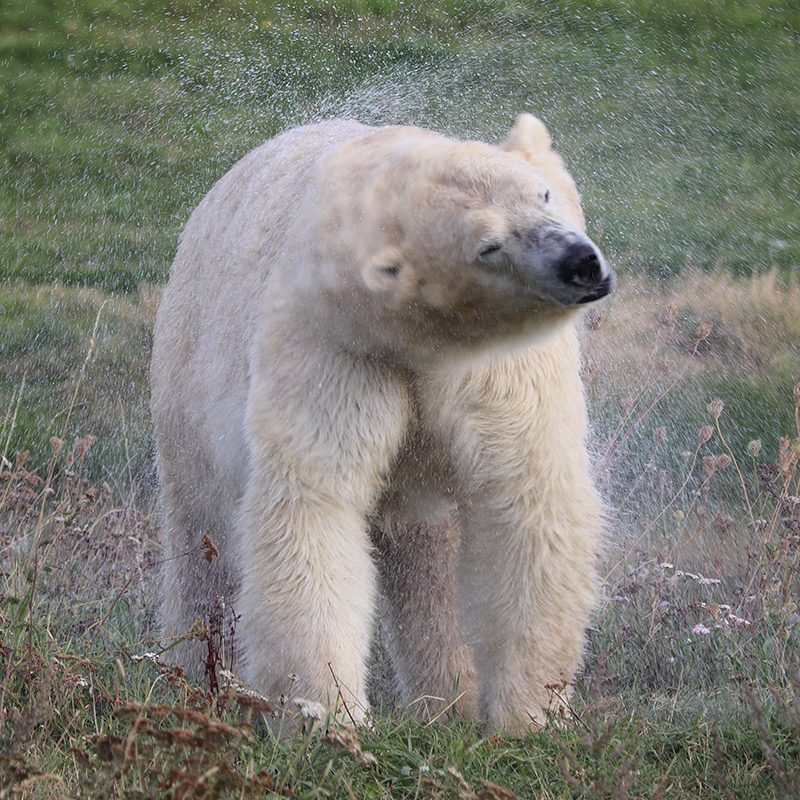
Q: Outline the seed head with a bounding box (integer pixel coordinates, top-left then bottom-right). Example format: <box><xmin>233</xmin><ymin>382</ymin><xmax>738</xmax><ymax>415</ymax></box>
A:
<box><xmin>747</xmin><ymin>439</ymin><xmax>762</xmax><ymax>458</ymax></box>
<box><xmin>202</xmin><ymin>533</ymin><xmax>220</xmax><ymax>563</ymax></box>
<box><xmin>702</xmin><ymin>455</ymin><xmax>718</xmax><ymax>478</ymax></box>
<box><xmin>696</xmin><ymin>322</ymin><xmax>713</xmax><ymax>341</ymax></box>
<box><xmin>707</xmin><ymin>399</ymin><xmax>724</xmax><ymax>420</ymax></box>
<box><xmin>660</xmin><ymin>305</ymin><xmax>677</xmax><ymax>325</ymax></box>
<box><xmin>712</xmin><ymin>511</ymin><xmax>733</xmax><ymax>533</ymax></box>
<box><xmin>585</xmin><ymin>308</ymin><xmax>606</xmax><ymax>331</ymax></box>
<box><xmin>698</xmin><ymin>425</ymin><xmax>714</xmax><ymax>445</ymax></box>
<box><xmin>187</xmin><ymin>618</ymin><xmax>209</xmax><ymax>641</ymax></box>
<box><xmin>75</xmin><ymin>435</ymin><xmax>95</xmax><ymax>459</ymax></box>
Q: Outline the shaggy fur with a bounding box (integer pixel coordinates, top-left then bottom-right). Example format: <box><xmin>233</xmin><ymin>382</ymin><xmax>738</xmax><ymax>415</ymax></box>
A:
<box><xmin>150</xmin><ymin>115</ymin><xmax>612</xmax><ymax>732</ymax></box>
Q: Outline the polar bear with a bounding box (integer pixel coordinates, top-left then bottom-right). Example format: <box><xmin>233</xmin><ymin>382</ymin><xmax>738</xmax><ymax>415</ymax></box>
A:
<box><xmin>151</xmin><ymin>115</ymin><xmax>613</xmax><ymax>733</ymax></box>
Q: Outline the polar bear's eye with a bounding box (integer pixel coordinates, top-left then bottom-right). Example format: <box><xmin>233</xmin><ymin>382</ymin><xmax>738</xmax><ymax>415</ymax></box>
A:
<box><xmin>478</xmin><ymin>243</ymin><xmax>503</xmax><ymax>258</ymax></box>
<box><xmin>543</xmin><ymin>190</ymin><xmax>550</xmax><ymax>204</ymax></box>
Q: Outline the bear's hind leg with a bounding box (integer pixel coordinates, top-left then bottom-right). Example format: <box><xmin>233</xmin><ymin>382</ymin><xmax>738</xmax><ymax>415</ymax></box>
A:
<box><xmin>158</xmin><ymin>483</ymin><xmax>239</xmax><ymax>681</ymax></box>
<box><xmin>373</xmin><ymin>511</ymin><xmax>477</xmax><ymax>721</ymax></box>
<box><xmin>372</xmin><ymin>442</ymin><xmax>477</xmax><ymax>721</ymax></box>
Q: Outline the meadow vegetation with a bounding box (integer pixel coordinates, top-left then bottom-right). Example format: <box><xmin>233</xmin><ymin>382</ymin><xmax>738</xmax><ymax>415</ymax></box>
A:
<box><xmin>2</xmin><ymin>1</ymin><xmax>799</xmax><ymax>796</ymax></box>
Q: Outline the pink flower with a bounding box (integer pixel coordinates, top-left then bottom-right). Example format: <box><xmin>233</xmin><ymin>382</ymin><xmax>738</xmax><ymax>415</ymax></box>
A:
<box><xmin>692</xmin><ymin>623</ymin><xmax>711</xmax><ymax>635</ymax></box>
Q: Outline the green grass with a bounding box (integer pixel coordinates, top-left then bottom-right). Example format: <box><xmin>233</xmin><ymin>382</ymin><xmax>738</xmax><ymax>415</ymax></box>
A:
<box><xmin>2</xmin><ymin>1</ymin><xmax>800</xmax><ymax>797</ymax></box>
<box><xmin>0</xmin><ymin>283</ymin><xmax>155</xmax><ymax>482</ymax></box>
<box><xmin>2</xmin><ymin>0</ymin><xmax>799</xmax><ymax>291</ymax></box>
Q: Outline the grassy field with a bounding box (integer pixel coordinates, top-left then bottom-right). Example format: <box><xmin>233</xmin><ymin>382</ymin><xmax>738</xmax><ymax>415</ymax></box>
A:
<box><xmin>2</xmin><ymin>1</ymin><xmax>800</xmax><ymax>797</ymax></box>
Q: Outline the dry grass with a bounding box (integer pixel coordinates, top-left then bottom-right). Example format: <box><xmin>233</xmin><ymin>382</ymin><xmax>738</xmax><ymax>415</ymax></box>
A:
<box><xmin>587</xmin><ymin>269</ymin><xmax>800</xmax><ymax>386</ymax></box>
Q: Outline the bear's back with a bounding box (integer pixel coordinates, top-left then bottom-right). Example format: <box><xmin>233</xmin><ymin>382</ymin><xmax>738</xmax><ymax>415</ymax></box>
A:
<box><xmin>151</xmin><ymin>120</ymin><xmax>372</xmax><ymax>490</ymax></box>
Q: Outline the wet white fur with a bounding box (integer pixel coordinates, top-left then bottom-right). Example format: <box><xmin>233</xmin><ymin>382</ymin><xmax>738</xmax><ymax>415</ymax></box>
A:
<box><xmin>151</xmin><ymin>115</ymin><xmax>604</xmax><ymax>732</ymax></box>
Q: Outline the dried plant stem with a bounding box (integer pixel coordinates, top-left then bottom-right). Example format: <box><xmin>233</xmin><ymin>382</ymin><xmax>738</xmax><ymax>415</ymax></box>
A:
<box><xmin>599</xmin><ymin>340</ymin><xmax>663</xmax><ymax>464</ymax></box>
<box><xmin>55</xmin><ymin>300</ymin><xmax>108</xmax><ymax>440</ymax></box>
<box><xmin>616</xmin><ymin>457</ymin><xmax>656</xmax><ymax>515</ymax></box>
<box><xmin>601</xmin><ymin>339</ymin><xmax>702</xmax><ymax>477</ymax></box>
<box><xmin>83</xmin><ymin>546</ymin><xmax>200</xmax><ymax>651</ymax></box>
<box><xmin>715</xmin><ymin>417</ymin><xmax>756</xmax><ymax>531</ymax></box>
<box><xmin>609</xmin><ymin>441</ymin><xmax>704</xmax><ymax>579</ymax></box>
<box><xmin>0</xmin><ymin>376</ymin><xmax>26</xmax><ymax>510</ymax></box>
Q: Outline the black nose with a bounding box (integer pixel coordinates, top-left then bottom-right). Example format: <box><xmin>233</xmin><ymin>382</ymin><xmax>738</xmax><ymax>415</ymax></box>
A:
<box><xmin>557</xmin><ymin>242</ymin><xmax>603</xmax><ymax>288</ymax></box>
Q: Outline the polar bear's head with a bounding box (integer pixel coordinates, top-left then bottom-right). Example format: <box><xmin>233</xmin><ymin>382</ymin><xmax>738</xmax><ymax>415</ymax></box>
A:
<box><xmin>316</xmin><ymin>115</ymin><xmax>615</xmax><ymax>359</ymax></box>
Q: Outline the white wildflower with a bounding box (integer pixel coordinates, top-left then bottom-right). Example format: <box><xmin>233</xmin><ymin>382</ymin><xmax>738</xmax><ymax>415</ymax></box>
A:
<box><xmin>131</xmin><ymin>652</ymin><xmax>159</xmax><ymax>663</ymax></box>
<box><xmin>676</xmin><ymin>570</ymin><xmax>721</xmax><ymax>586</ymax></box>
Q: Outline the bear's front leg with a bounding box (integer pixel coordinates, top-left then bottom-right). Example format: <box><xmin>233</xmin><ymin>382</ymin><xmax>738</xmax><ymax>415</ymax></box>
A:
<box><xmin>422</xmin><ymin>333</ymin><xmax>603</xmax><ymax>733</ymax></box>
<box><xmin>236</xmin><ymin>333</ymin><xmax>411</xmax><ymax>726</ymax></box>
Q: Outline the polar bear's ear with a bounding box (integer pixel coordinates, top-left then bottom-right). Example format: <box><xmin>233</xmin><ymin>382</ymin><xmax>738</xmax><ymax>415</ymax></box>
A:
<box><xmin>502</xmin><ymin>113</ymin><xmax>552</xmax><ymax>157</ymax></box>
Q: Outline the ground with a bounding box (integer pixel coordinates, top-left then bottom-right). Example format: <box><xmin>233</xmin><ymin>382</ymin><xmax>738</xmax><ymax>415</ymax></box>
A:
<box><xmin>1</xmin><ymin>1</ymin><xmax>799</xmax><ymax>797</ymax></box>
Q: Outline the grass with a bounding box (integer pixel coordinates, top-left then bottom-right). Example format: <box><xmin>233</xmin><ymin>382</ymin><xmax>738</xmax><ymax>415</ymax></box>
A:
<box><xmin>2</xmin><ymin>0</ymin><xmax>800</xmax><ymax>796</ymax></box>
<box><xmin>2</xmin><ymin>347</ymin><xmax>799</xmax><ymax>796</ymax></box>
